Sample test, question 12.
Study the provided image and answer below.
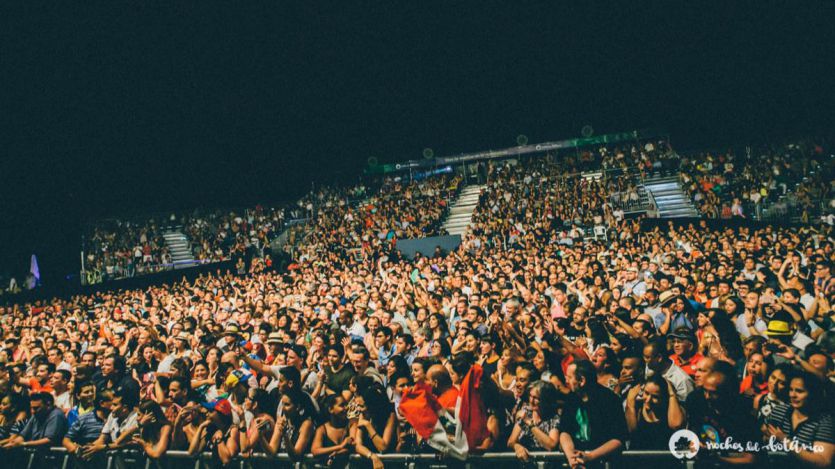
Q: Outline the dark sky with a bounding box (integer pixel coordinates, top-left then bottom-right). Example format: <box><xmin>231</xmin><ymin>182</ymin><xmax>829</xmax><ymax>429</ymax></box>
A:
<box><xmin>1</xmin><ymin>2</ymin><xmax>834</xmax><ymax>282</ymax></box>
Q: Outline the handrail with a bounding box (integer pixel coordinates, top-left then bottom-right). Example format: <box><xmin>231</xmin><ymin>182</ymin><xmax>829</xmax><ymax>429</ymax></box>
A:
<box><xmin>17</xmin><ymin>447</ymin><xmax>795</xmax><ymax>469</ymax></box>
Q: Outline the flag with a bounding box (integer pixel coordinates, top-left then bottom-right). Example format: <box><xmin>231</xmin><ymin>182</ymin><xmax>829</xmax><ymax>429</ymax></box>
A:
<box><xmin>398</xmin><ymin>382</ymin><xmax>468</xmax><ymax>460</ymax></box>
<box><xmin>458</xmin><ymin>364</ymin><xmax>489</xmax><ymax>449</ymax></box>
<box><xmin>30</xmin><ymin>254</ymin><xmax>40</xmax><ymax>282</ymax></box>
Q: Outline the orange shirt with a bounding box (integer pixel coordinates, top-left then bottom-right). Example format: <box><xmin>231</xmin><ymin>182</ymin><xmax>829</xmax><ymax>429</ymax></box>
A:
<box><xmin>29</xmin><ymin>377</ymin><xmax>54</xmax><ymax>394</ymax></box>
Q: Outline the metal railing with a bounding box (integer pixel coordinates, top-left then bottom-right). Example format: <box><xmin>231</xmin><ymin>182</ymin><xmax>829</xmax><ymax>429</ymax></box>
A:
<box><xmin>12</xmin><ymin>448</ymin><xmax>694</xmax><ymax>469</ymax></box>
<box><xmin>14</xmin><ymin>447</ymin><xmax>798</xmax><ymax>469</ymax></box>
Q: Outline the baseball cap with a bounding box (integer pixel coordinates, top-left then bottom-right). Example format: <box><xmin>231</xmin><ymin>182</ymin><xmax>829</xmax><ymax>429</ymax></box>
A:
<box><xmin>202</xmin><ymin>398</ymin><xmax>232</xmax><ymax>416</ymax></box>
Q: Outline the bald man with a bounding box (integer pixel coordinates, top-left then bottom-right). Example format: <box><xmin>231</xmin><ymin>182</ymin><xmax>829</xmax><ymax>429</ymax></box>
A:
<box><xmin>693</xmin><ymin>357</ymin><xmax>717</xmax><ymax>388</ymax></box>
<box><xmin>427</xmin><ymin>364</ymin><xmax>458</xmax><ymax>410</ymax></box>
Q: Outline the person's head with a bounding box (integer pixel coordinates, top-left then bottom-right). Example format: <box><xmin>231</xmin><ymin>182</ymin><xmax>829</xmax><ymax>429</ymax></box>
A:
<box><xmin>745</xmin><ymin>352</ymin><xmax>769</xmax><ymax>381</ymax></box>
<box><xmin>806</xmin><ymin>352</ymin><xmax>833</xmax><ymax>377</ymax></box>
<box><xmin>448</xmin><ymin>352</ymin><xmax>474</xmax><ymax>386</ymax></box>
<box><xmin>137</xmin><ymin>400</ymin><xmax>166</xmax><ymax>428</ymax></box>
<box><xmin>168</xmin><ymin>377</ymin><xmax>190</xmax><ymax>404</ymax></box>
<box><xmin>411</xmin><ymin>358</ymin><xmax>428</xmax><ymax>384</ymax></box>
<box><xmin>50</xmin><ymin>369</ymin><xmax>71</xmax><ymax>391</ymax></box>
<box><xmin>393</xmin><ymin>375</ymin><xmax>412</xmax><ymax>398</ymax></box>
<box><xmin>702</xmin><ymin>366</ymin><xmax>737</xmax><ymax>411</ymax></box>
<box><xmin>111</xmin><ymin>386</ymin><xmax>139</xmax><ymax>420</ymax></box>
<box><xmin>80</xmin><ymin>351</ymin><xmax>96</xmax><ymax>368</ymax></box>
<box><xmin>356</xmin><ymin>383</ymin><xmax>393</xmax><ymax>430</ymax></box>
<box><xmin>29</xmin><ymin>392</ymin><xmax>54</xmax><ymax>418</ymax></box>
<box><xmin>280</xmin><ymin>389</ymin><xmax>310</xmax><ymax>421</ymax></box>
<box><xmin>204</xmin><ymin>398</ymin><xmax>233</xmax><ymax>428</ymax></box>
<box><xmin>514</xmin><ymin>362</ymin><xmax>538</xmax><ymax>397</ymax></box>
<box><xmin>0</xmin><ymin>393</ymin><xmax>28</xmax><ymax>418</ymax></box>
<box><xmin>277</xmin><ymin>366</ymin><xmax>301</xmax><ymax>394</ymax></box>
<box><xmin>788</xmin><ymin>371</ymin><xmax>827</xmax><ymax>416</ymax></box>
<box><xmin>694</xmin><ymin>356</ymin><xmax>717</xmax><ymax>388</ymax></box>
<box><xmin>35</xmin><ymin>362</ymin><xmax>54</xmax><ymax>383</ymax></box>
<box><xmin>101</xmin><ymin>355</ymin><xmax>116</xmax><ymax>376</ymax></box>
<box><xmin>350</xmin><ymin>347</ymin><xmax>371</xmax><ymax>373</ymax></box>
<box><xmin>642</xmin><ymin>374</ymin><xmax>672</xmax><ymax>413</ymax></box>
<box><xmin>322</xmin><ymin>393</ymin><xmax>348</xmax><ymax>424</ymax></box>
<box><xmin>566</xmin><ymin>360</ymin><xmax>597</xmax><ymax>393</ymax></box>
<box><xmin>743</xmin><ymin>335</ymin><xmax>765</xmax><ymax>359</ymax></box>
<box><xmin>528</xmin><ymin>380</ymin><xmax>560</xmax><ymax>420</ymax></box>
<box><xmin>429</xmin><ymin>339</ymin><xmax>451</xmax><ymax>358</ymax></box>
<box><xmin>620</xmin><ymin>354</ymin><xmax>644</xmax><ymax>383</ymax></box>
<box><xmin>375</xmin><ymin>326</ymin><xmax>393</xmax><ymax>348</ymax></box>
<box><xmin>642</xmin><ymin>340</ymin><xmax>668</xmax><ymax>374</ymax></box>
<box><xmin>670</xmin><ymin>328</ymin><xmax>697</xmax><ymax>359</ymax></box>
<box><xmin>766</xmin><ymin>364</ymin><xmax>792</xmax><ymax>402</ymax></box>
<box><xmin>427</xmin><ymin>364</ymin><xmax>452</xmax><ymax>395</ymax></box>
<box><xmin>325</xmin><ymin>345</ymin><xmax>344</xmax><ymax>368</ymax></box>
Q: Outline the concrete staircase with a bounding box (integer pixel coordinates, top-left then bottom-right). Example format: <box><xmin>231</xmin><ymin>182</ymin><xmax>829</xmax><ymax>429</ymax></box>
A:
<box><xmin>644</xmin><ymin>175</ymin><xmax>700</xmax><ymax>218</ymax></box>
<box><xmin>442</xmin><ymin>185</ymin><xmax>484</xmax><ymax>236</ymax></box>
<box><xmin>162</xmin><ymin>230</ymin><xmax>198</xmax><ymax>269</ymax></box>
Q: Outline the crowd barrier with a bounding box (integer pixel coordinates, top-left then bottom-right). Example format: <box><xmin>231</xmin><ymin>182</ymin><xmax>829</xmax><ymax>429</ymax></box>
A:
<box><xmin>12</xmin><ymin>447</ymin><xmax>794</xmax><ymax>469</ymax></box>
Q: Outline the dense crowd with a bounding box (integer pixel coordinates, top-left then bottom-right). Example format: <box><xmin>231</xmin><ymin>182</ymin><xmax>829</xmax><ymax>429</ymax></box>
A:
<box><xmin>678</xmin><ymin>140</ymin><xmax>833</xmax><ymax>221</ymax></box>
<box><xmin>83</xmin><ymin>219</ymin><xmax>173</xmax><ymax>282</ymax></box>
<box><xmin>1</xmin><ymin>148</ymin><xmax>833</xmax><ymax>468</ymax></box>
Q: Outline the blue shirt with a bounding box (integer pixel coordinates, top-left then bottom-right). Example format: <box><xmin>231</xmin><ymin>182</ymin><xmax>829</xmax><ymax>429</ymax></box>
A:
<box><xmin>65</xmin><ymin>410</ymin><xmax>106</xmax><ymax>445</ymax></box>
<box><xmin>377</xmin><ymin>344</ymin><xmax>398</xmax><ymax>367</ymax></box>
<box><xmin>17</xmin><ymin>407</ymin><xmax>67</xmax><ymax>444</ymax></box>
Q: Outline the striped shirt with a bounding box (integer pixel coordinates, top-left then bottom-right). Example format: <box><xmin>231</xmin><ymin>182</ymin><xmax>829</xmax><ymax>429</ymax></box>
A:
<box><xmin>65</xmin><ymin>410</ymin><xmax>106</xmax><ymax>445</ymax></box>
<box><xmin>767</xmin><ymin>402</ymin><xmax>835</xmax><ymax>446</ymax></box>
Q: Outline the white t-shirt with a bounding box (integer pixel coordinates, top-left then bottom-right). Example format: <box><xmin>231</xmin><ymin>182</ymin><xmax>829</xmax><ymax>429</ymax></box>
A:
<box><xmin>101</xmin><ymin>410</ymin><xmax>138</xmax><ymax>443</ymax></box>
<box><xmin>53</xmin><ymin>391</ymin><xmax>72</xmax><ymax>412</ymax></box>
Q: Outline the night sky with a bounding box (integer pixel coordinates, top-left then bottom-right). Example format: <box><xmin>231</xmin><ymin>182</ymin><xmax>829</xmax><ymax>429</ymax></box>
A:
<box><xmin>1</xmin><ymin>2</ymin><xmax>833</xmax><ymax>284</ymax></box>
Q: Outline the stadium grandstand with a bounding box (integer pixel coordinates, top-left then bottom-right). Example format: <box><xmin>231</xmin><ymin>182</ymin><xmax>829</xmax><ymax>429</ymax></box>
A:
<box><xmin>0</xmin><ymin>132</ymin><xmax>833</xmax><ymax>468</ymax></box>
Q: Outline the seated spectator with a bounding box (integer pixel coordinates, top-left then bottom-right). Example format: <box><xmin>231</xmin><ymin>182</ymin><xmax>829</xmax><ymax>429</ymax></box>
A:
<box><xmin>559</xmin><ymin>361</ymin><xmax>628</xmax><ymax>469</ymax></box>
<box><xmin>625</xmin><ymin>374</ymin><xmax>685</xmax><ymax>449</ymax></box>
<box><xmin>353</xmin><ymin>383</ymin><xmax>395</xmax><ymax>469</ymax></box>
<box><xmin>67</xmin><ymin>381</ymin><xmax>97</xmax><ymax>427</ymax></box>
<box><xmin>765</xmin><ymin>371</ymin><xmax>834</xmax><ymax>467</ymax></box>
<box><xmin>311</xmin><ymin>394</ymin><xmax>353</xmax><ymax>466</ymax></box>
<box><xmin>507</xmin><ymin>380</ymin><xmax>561</xmax><ymax>462</ymax></box>
<box><xmin>643</xmin><ymin>339</ymin><xmax>695</xmax><ymax>402</ymax></box>
<box><xmin>0</xmin><ymin>393</ymin><xmax>29</xmax><ymax>441</ymax></box>
<box><xmin>262</xmin><ymin>389</ymin><xmax>314</xmax><ymax>460</ymax></box>
<box><xmin>188</xmin><ymin>398</ymin><xmax>239</xmax><ymax>465</ymax></box>
<box><xmin>80</xmin><ymin>386</ymin><xmax>140</xmax><ymax>459</ymax></box>
<box><xmin>62</xmin><ymin>389</ymin><xmax>113</xmax><ymax>460</ymax></box>
<box><xmin>129</xmin><ymin>400</ymin><xmax>172</xmax><ymax>459</ymax></box>
<box><xmin>0</xmin><ymin>392</ymin><xmax>67</xmax><ymax>449</ymax></box>
<box><xmin>240</xmin><ymin>388</ymin><xmax>276</xmax><ymax>456</ymax></box>
<box><xmin>668</xmin><ymin>327</ymin><xmax>704</xmax><ymax>377</ymax></box>
<box><xmin>685</xmin><ymin>366</ymin><xmax>757</xmax><ymax>465</ymax></box>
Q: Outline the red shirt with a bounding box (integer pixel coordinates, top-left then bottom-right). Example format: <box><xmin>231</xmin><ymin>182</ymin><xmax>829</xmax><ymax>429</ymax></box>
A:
<box><xmin>438</xmin><ymin>387</ymin><xmax>459</xmax><ymax>410</ymax></box>
<box><xmin>669</xmin><ymin>352</ymin><xmax>704</xmax><ymax>377</ymax></box>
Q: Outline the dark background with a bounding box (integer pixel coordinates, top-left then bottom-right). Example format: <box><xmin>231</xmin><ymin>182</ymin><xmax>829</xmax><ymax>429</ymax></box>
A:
<box><xmin>1</xmin><ymin>2</ymin><xmax>834</xmax><ymax>285</ymax></box>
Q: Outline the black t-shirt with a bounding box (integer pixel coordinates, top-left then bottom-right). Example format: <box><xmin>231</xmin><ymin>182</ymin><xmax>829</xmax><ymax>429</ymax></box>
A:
<box><xmin>325</xmin><ymin>365</ymin><xmax>355</xmax><ymax>394</ymax></box>
<box><xmin>559</xmin><ymin>384</ymin><xmax>628</xmax><ymax>452</ymax></box>
<box><xmin>685</xmin><ymin>392</ymin><xmax>758</xmax><ymax>457</ymax></box>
